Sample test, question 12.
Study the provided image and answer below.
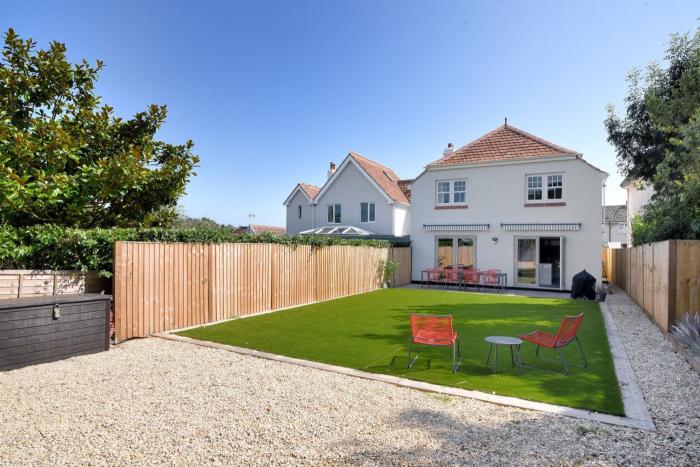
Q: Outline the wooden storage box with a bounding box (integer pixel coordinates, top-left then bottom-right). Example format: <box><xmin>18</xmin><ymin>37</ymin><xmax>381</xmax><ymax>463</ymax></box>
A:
<box><xmin>0</xmin><ymin>294</ymin><xmax>111</xmax><ymax>371</ymax></box>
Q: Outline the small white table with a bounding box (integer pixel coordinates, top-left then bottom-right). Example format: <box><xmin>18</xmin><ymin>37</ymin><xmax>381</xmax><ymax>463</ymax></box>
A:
<box><xmin>485</xmin><ymin>336</ymin><xmax>522</xmax><ymax>374</ymax></box>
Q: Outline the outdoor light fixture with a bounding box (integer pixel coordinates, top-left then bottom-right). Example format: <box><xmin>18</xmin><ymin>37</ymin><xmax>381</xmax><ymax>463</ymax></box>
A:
<box><xmin>492</xmin><ymin>237</ymin><xmax>498</xmax><ymax>244</ymax></box>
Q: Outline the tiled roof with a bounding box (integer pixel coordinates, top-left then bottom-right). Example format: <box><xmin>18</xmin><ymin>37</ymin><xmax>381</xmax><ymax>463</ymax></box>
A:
<box><xmin>397</xmin><ymin>179</ymin><xmax>413</xmax><ymax>202</ymax></box>
<box><xmin>603</xmin><ymin>205</ymin><xmax>627</xmax><ymax>223</ymax></box>
<box><xmin>299</xmin><ymin>182</ymin><xmax>320</xmax><ymax>200</ymax></box>
<box><xmin>250</xmin><ymin>225</ymin><xmax>286</xmax><ymax>234</ymax></box>
<box><xmin>429</xmin><ymin>124</ymin><xmax>578</xmax><ymax>167</ymax></box>
<box><xmin>348</xmin><ymin>152</ymin><xmax>410</xmax><ymax>205</ymax></box>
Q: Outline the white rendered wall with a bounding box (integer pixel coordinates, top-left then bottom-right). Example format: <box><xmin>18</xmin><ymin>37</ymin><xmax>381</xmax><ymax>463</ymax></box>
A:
<box><xmin>409</xmin><ymin>158</ymin><xmax>604</xmax><ymax>289</ymax></box>
<box><xmin>313</xmin><ymin>162</ymin><xmax>395</xmax><ymax>235</ymax></box>
<box><xmin>285</xmin><ymin>190</ymin><xmax>313</xmax><ymax>234</ymax></box>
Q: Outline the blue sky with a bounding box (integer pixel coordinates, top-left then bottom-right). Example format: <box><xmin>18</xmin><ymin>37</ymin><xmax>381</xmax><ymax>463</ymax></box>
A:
<box><xmin>3</xmin><ymin>1</ymin><xmax>698</xmax><ymax>226</ymax></box>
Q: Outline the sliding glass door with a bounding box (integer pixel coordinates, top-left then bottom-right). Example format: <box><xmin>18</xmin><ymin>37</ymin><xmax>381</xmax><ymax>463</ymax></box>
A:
<box><xmin>515</xmin><ymin>237</ymin><xmax>537</xmax><ymax>285</ymax></box>
<box><xmin>435</xmin><ymin>237</ymin><xmax>476</xmax><ymax>268</ymax></box>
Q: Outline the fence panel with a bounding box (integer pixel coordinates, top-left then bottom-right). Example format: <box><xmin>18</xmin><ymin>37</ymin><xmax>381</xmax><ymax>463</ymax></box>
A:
<box><xmin>114</xmin><ymin>242</ymin><xmax>410</xmax><ymax>341</ymax></box>
<box><xmin>603</xmin><ymin>240</ymin><xmax>699</xmax><ymax>332</ymax></box>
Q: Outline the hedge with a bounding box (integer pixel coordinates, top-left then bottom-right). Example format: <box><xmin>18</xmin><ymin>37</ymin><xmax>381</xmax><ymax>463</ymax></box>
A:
<box><xmin>0</xmin><ymin>225</ymin><xmax>393</xmax><ymax>277</ymax></box>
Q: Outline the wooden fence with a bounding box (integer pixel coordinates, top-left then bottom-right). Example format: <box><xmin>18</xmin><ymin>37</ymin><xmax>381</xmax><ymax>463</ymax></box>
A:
<box><xmin>113</xmin><ymin>242</ymin><xmax>412</xmax><ymax>341</ymax></box>
<box><xmin>603</xmin><ymin>240</ymin><xmax>700</xmax><ymax>332</ymax></box>
<box><xmin>0</xmin><ymin>270</ymin><xmax>107</xmax><ymax>299</ymax></box>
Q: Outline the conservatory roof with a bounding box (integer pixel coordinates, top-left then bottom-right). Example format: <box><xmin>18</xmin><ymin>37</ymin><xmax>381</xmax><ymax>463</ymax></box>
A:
<box><xmin>299</xmin><ymin>226</ymin><xmax>375</xmax><ymax>236</ymax></box>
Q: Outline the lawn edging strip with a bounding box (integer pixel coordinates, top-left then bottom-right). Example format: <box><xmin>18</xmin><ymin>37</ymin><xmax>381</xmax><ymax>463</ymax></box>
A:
<box><xmin>155</xmin><ymin>331</ymin><xmax>655</xmax><ymax>431</ymax></box>
<box><xmin>599</xmin><ymin>301</ymin><xmax>655</xmax><ymax>430</ymax></box>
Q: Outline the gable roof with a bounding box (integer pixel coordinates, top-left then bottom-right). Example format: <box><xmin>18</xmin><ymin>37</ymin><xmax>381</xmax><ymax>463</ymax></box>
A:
<box><xmin>429</xmin><ymin>124</ymin><xmax>579</xmax><ymax>167</ymax></box>
<box><xmin>603</xmin><ymin>205</ymin><xmax>627</xmax><ymax>223</ymax></box>
<box><xmin>283</xmin><ymin>182</ymin><xmax>320</xmax><ymax>206</ymax></box>
<box><xmin>236</xmin><ymin>224</ymin><xmax>286</xmax><ymax>235</ymax></box>
<box><xmin>299</xmin><ymin>182</ymin><xmax>320</xmax><ymax>200</ymax></box>
<box><xmin>347</xmin><ymin>152</ymin><xmax>410</xmax><ymax>205</ymax></box>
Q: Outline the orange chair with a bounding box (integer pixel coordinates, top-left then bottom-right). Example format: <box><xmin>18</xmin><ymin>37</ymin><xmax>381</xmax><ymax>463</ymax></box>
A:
<box><xmin>408</xmin><ymin>314</ymin><xmax>461</xmax><ymax>372</ymax></box>
<box><xmin>520</xmin><ymin>313</ymin><xmax>587</xmax><ymax>375</ymax></box>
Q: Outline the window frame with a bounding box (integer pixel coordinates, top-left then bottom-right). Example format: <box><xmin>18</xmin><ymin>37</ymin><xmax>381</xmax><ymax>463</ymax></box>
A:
<box><xmin>360</xmin><ymin>202</ymin><xmax>376</xmax><ymax>223</ymax></box>
<box><xmin>435</xmin><ymin>179</ymin><xmax>468</xmax><ymax>206</ymax></box>
<box><xmin>298</xmin><ymin>205</ymin><xmax>302</xmax><ymax>219</ymax></box>
<box><xmin>327</xmin><ymin>204</ymin><xmax>342</xmax><ymax>224</ymax></box>
<box><xmin>524</xmin><ymin>172</ymin><xmax>565</xmax><ymax>203</ymax></box>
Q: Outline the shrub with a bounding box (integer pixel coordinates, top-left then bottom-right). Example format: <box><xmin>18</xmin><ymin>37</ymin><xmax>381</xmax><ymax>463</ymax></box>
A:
<box><xmin>0</xmin><ymin>225</ymin><xmax>396</xmax><ymax>278</ymax></box>
<box><xmin>671</xmin><ymin>313</ymin><xmax>700</xmax><ymax>356</ymax></box>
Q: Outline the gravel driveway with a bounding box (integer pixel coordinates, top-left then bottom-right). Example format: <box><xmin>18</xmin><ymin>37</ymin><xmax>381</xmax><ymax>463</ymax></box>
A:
<box><xmin>1</xmin><ymin>288</ymin><xmax>699</xmax><ymax>466</ymax></box>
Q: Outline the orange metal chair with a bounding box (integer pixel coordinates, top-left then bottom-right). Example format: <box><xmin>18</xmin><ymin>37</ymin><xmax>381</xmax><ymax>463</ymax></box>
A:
<box><xmin>520</xmin><ymin>313</ymin><xmax>587</xmax><ymax>375</ymax></box>
<box><xmin>408</xmin><ymin>314</ymin><xmax>461</xmax><ymax>372</ymax></box>
<box><xmin>480</xmin><ymin>269</ymin><xmax>500</xmax><ymax>290</ymax></box>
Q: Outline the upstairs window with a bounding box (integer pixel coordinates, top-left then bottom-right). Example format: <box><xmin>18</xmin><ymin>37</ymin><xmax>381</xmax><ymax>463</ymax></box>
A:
<box><xmin>327</xmin><ymin>204</ymin><xmax>341</xmax><ymax>223</ymax></box>
<box><xmin>547</xmin><ymin>175</ymin><xmax>563</xmax><ymax>199</ymax></box>
<box><xmin>527</xmin><ymin>176</ymin><xmax>543</xmax><ymax>200</ymax></box>
<box><xmin>526</xmin><ymin>173</ymin><xmax>564</xmax><ymax>202</ymax></box>
<box><xmin>298</xmin><ymin>205</ymin><xmax>302</xmax><ymax>219</ymax></box>
<box><xmin>360</xmin><ymin>202</ymin><xmax>375</xmax><ymax>223</ymax></box>
<box><xmin>436</xmin><ymin>180</ymin><xmax>467</xmax><ymax>205</ymax></box>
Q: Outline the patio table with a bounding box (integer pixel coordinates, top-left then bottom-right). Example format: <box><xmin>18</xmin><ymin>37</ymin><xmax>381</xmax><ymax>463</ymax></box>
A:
<box><xmin>477</xmin><ymin>272</ymin><xmax>508</xmax><ymax>293</ymax></box>
<box><xmin>484</xmin><ymin>336</ymin><xmax>522</xmax><ymax>374</ymax></box>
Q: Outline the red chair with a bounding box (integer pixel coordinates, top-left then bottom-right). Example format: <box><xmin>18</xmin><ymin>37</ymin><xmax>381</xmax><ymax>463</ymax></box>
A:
<box><xmin>520</xmin><ymin>313</ymin><xmax>587</xmax><ymax>375</ymax></box>
<box><xmin>462</xmin><ymin>268</ymin><xmax>480</xmax><ymax>289</ymax></box>
<box><xmin>480</xmin><ymin>269</ymin><xmax>500</xmax><ymax>290</ymax></box>
<box><xmin>408</xmin><ymin>314</ymin><xmax>461</xmax><ymax>372</ymax></box>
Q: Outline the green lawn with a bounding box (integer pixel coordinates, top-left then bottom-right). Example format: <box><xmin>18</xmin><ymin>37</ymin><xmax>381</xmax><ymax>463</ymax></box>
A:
<box><xmin>177</xmin><ymin>288</ymin><xmax>623</xmax><ymax>415</ymax></box>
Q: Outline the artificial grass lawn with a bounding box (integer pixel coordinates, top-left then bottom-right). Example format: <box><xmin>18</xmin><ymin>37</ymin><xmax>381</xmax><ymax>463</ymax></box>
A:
<box><xmin>178</xmin><ymin>288</ymin><xmax>624</xmax><ymax>415</ymax></box>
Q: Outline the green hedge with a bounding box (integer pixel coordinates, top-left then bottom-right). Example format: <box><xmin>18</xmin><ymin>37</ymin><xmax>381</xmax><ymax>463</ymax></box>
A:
<box><xmin>0</xmin><ymin>225</ymin><xmax>393</xmax><ymax>277</ymax></box>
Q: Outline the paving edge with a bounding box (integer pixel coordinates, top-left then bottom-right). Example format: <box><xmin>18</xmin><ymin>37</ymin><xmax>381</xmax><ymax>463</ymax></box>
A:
<box><xmin>155</xmin><ymin>332</ymin><xmax>655</xmax><ymax>431</ymax></box>
<box><xmin>600</xmin><ymin>301</ymin><xmax>655</xmax><ymax>431</ymax></box>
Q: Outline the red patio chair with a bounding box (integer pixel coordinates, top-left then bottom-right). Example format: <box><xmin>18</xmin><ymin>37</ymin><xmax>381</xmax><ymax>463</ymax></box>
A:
<box><xmin>462</xmin><ymin>268</ymin><xmax>480</xmax><ymax>289</ymax></box>
<box><xmin>408</xmin><ymin>314</ymin><xmax>461</xmax><ymax>372</ymax></box>
<box><xmin>480</xmin><ymin>269</ymin><xmax>499</xmax><ymax>290</ymax></box>
<box><xmin>519</xmin><ymin>313</ymin><xmax>587</xmax><ymax>375</ymax></box>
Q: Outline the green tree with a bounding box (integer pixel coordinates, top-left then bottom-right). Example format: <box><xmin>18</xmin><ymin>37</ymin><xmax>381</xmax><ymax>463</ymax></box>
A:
<box><xmin>605</xmin><ymin>28</ymin><xmax>700</xmax><ymax>244</ymax></box>
<box><xmin>0</xmin><ymin>28</ymin><xmax>199</xmax><ymax>227</ymax></box>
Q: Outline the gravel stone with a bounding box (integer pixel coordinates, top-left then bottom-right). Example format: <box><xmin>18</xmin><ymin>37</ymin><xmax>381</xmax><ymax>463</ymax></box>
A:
<box><xmin>0</xmin><ymin>286</ymin><xmax>699</xmax><ymax>465</ymax></box>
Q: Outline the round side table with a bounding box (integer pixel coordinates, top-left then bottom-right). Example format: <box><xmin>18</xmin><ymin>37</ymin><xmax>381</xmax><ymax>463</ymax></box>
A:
<box><xmin>485</xmin><ymin>336</ymin><xmax>522</xmax><ymax>374</ymax></box>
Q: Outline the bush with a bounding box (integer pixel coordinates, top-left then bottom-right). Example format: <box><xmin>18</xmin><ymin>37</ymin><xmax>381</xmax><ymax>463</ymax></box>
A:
<box><xmin>0</xmin><ymin>225</ymin><xmax>394</xmax><ymax>277</ymax></box>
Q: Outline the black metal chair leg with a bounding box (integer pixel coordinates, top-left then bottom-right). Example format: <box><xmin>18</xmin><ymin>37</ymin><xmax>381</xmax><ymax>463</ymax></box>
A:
<box><xmin>557</xmin><ymin>347</ymin><xmax>569</xmax><ymax>375</ymax></box>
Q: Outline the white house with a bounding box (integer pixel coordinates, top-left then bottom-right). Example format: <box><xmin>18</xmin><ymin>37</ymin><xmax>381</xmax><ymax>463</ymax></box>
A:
<box><xmin>620</xmin><ymin>178</ymin><xmax>654</xmax><ymax>245</ymax></box>
<box><xmin>283</xmin><ymin>152</ymin><xmax>411</xmax><ymax>238</ymax></box>
<box><xmin>409</xmin><ymin>123</ymin><xmax>607</xmax><ymax>290</ymax></box>
<box><xmin>601</xmin><ymin>205</ymin><xmax>627</xmax><ymax>247</ymax></box>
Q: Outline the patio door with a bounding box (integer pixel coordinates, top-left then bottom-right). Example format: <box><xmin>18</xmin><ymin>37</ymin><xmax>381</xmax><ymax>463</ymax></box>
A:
<box><xmin>436</xmin><ymin>236</ymin><xmax>476</xmax><ymax>268</ymax></box>
<box><xmin>515</xmin><ymin>237</ymin><xmax>538</xmax><ymax>285</ymax></box>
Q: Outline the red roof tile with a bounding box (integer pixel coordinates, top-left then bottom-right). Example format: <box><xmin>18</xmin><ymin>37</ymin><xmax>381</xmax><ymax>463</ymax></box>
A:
<box><xmin>397</xmin><ymin>179</ymin><xmax>413</xmax><ymax>202</ymax></box>
<box><xmin>429</xmin><ymin>124</ymin><xmax>578</xmax><ymax>167</ymax></box>
<box><xmin>298</xmin><ymin>182</ymin><xmax>320</xmax><ymax>200</ymax></box>
<box><xmin>348</xmin><ymin>152</ymin><xmax>410</xmax><ymax>205</ymax></box>
<box><xmin>250</xmin><ymin>225</ymin><xmax>286</xmax><ymax>234</ymax></box>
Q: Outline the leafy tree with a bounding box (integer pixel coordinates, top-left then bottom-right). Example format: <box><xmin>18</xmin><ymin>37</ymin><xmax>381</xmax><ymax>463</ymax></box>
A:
<box><xmin>605</xmin><ymin>28</ymin><xmax>700</xmax><ymax>244</ymax></box>
<box><xmin>0</xmin><ymin>28</ymin><xmax>199</xmax><ymax>227</ymax></box>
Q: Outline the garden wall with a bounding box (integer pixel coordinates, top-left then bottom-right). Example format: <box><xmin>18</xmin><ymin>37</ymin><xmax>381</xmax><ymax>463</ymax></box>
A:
<box><xmin>113</xmin><ymin>242</ymin><xmax>412</xmax><ymax>341</ymax></box>
<box><xmin>603</xmin><ymin>240</ymin><xmax>700</xmax><ymax>332</ymax></box>
<box><xmin>0</xmin><ymin>270</ymin><xmax>108</xmax><ymax>299</ymax></box>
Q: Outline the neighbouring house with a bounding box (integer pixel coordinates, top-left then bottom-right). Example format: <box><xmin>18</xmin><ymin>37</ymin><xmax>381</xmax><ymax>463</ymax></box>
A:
<box><xmin>409</xmin><ymin>122</ymin><xmax>607</xmax><ymax>290</ymax></box>
<box><xmin>620</xmin><ymin>177</ymin><xmax>654</xmax><ymax>246</ymax></box>
<box><xmin>235</xmin><ymin>224</ymin><xmax>286</xmax><ymax>235</ymax></box>
<box><xmin>283</xmin><ymin>152</ymin><xmax>411</xmax><ymax>239</ymax></box>
<box><xmin>601</xmin><ymin>205</ymin><xmax>628</xmax><ymax>247</ymax></box>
